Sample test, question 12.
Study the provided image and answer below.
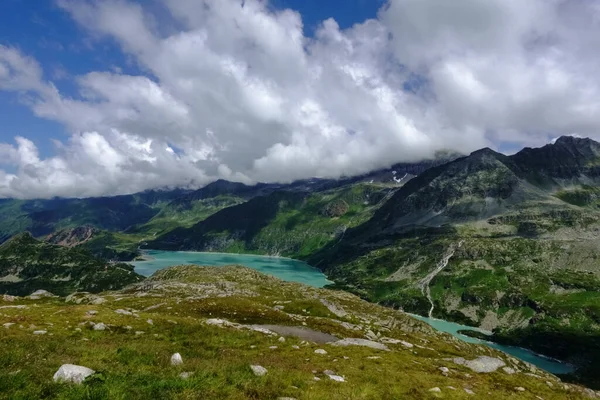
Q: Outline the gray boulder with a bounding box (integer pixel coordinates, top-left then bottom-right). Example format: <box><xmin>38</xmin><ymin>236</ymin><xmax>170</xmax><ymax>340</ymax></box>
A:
<box><xmin>330</xmin><ymin>338</ymin><xmax>389</xmax><ymax>351</ymax></box>
<box><xmin>250</xmin><ymin>365</ymin><xmax>267</xmax><ymax>376</ymax></box>
<box><xmin>29</xmin><ymin>290</ymin><xmax>56</xmax><ymax>299</ymax></box>
<box><xmin>92</xmin><ymin>323</ymin><xmax>107</xmax><ymax>331</ymax></box>
<box><xmin>454</xmin><ymin>356</ymin><xmax>505</xmax><ymax>373</ymax></box>
<box><xmin>65</xmin><ymin>292</ymin><xmax>106</xmax><ymax>305</ymax></box>
<box><xmin>171</xmin><ymin>353</ymin><xmax>183</xmax><ymax>366</ymax></box>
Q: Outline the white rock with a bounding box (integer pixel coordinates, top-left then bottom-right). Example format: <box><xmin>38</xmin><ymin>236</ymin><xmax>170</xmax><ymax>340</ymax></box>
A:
<box><xmin>30</xmin><ymin>290</ymin><xmax>55</xmax><ymax>299</ymax></box>
<box><xmin>269</xmin><ymin>346</ymin><xmax>278</xmax><ymax>350</ymax></box>
<box><xmin>515</xmin><ymin>387</ymin><xmax>526</xmax><ymax>392</ymax></box>
<box><xmin>3</xmin><ymin>323</ymin><xmax>15</xmax><ymax>329</ymax></box>
<box><xmin>278</xmin><ymin>336</ymin><xmax>286</xmax><ymax>342</ymax></box>
<box><xmin>86</xmin><ymin>310</ymin><xmax>98</xmax><ymax>316</ymax></box>
<box><xmin>330</xmin><ymin>338</ymin><xmax>389</xmax><ymax>351</ymax></box>
<box><xmin>115</xmin><ymin>309</ymin><xmax>132</xmax><ymax>315</ymax></box>
<box><xmin>90</xmin><ymin>297</ymin><xmax>106</xmax><ymax>305</ymax></box>
<box><xmin>147</xmin><ymin>319</ymin><xmax>153</xmax><ymax>325</ymax></box>
<box><xmin>205</xmin><ymin>318</ymin><xmax>228</xmax><ymax>326</ymax></box>
<box><xmin>171</xmin><ymin>353</ymin><xmax>183</xmax><ymax>366</ymax></box>
<box><xmin>250</xmin><ymin>326</ymin><xmax>276</xmax><ymax>335</ymax></box>
<box><xmin>92</xmin><ymin>323</ymin><xmax>106</xmax><ymax>331</ymax></box>
<box><xmin>53</xmin><ymin>364</ymin><xmax>95</xmax><ymax>384</ymax></box>
<box><xmin>292</xmin><ymin>345</ymin><xmax>300</xmax><ymax>350</ymax></box>
<box><xmin>135</xmin><ymin>331</ymin><xmax>144</xmax><ymax>335</ymax></box>
<box><xmin>277</xmin><ymin>398</ymin><xmax>297</xmax><ymax>400</ymax></box>
<box><xmin>250</xmin><ymin>365</ymin><xmax>267</xmax><ymax>377</ymax></box>
<box><xmin>313</xmin><ymin>376</ymin><xmax>321</xmax><ymax>381</ymax></box>
<box><xmin>464</xmin><ymin>388</ymin><xmax>475</xmax><ymax>395</ymax></box>
<box><xmin>439</xmin><ymin>366</ymin><xmax>450</xmax><ymax>375</ymax></box>
<box><xmin>503</xmin><ymin>367</ymin><xmax>516</xmax><ymax>375</ymax></box>
<box><xmin>380</xmin><ymin>337</ymin><xmax>401</xmax><ymax>344</ymax></box>
<box><xmin>327</xmin><ymin>374</ymin><xmax>345</xmax><ymax>382</ymax></box>
<box><xmin>33</xmin><ymin>330</ymin><xmax>47</xmax><ymax>335</ymax></box>
<box><xmin>2</xmin><ymin>294</ymin><xmax>16</xmax><ymax>302</ymax></box>
<box><xmin>314</xmin><ymin>349</ymin><xmax>327</xmax><ymax>355</ymax></box>
<box><xmin>429</xmin><ymin>387</ymin><xmax>441</xmax><ymax>392</ymax></box>
<box><xmin>66</xmin><ymin>293</ymin><xmax>105</xmax><ymax>305</ymax></box>
<box><xmin>179</xmin><ymin>372</ymin><xmax>192</xmax><ymax>379</ymax></box>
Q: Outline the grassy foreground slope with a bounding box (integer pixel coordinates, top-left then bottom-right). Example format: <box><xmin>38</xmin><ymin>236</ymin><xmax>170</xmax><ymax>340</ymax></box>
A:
<box><xmin>0</xmin><ymin>265</ymin><xmax>595</xmax><ymax>399</ymax></box>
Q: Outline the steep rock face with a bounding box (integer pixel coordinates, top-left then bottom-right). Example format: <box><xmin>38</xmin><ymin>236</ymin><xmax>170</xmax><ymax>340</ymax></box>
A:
<box><xmin>46</xmin><ymin>226</ymin><xmax>98</xmax><ymax>247</ymax></box>
<box><xmin>512</xmin><ymin>136</ymin><xmax>600</xmax><ymax>182</ymax></box>
<box><xmin>371</xmin><ymin>148</ymin><xmax>527</xmax><ymax>229</ymax></box>
<box><xmin>317</xmin><ymin>137</ymin><xmax>600</xmax><ymax>241</ymax></box>
<box><xmin>44</xmin><ymin>227</ymin><xmax>141</xmax><ymax>262</ymax></box>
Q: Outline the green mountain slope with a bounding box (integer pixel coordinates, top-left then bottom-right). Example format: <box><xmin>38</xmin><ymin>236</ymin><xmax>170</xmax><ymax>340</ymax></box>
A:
<box><xmin>130</xmin><ymin>195</ymin><xmax>245</xmax><ymax>238</ymax></box>
<box><xmin>0</xmin><ymin>190</ymin><xmax>190</xmax><ymax>243</ymax></box>
<box><xmin>0</xmin><ymin>265</ymin><xmax>595</xmax><ymax>399</ymax></box>
<box><xmin>148</xmin><ymin>183</ymin><xmax>396</xmax><ymax>258</ymax></box>
<box><xmin>0</xmin><ymin>233</ymin><xmax>143</xmax><ymax>296</ymax></box>
<box><xmin>307</xmin><ymin>136</ymin><xmax>600</xmax><ymax>387</ymax></box>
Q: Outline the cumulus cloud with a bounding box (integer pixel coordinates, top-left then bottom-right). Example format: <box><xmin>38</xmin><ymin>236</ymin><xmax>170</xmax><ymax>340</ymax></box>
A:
<box><xmin>1</xmin><ymin>0</ymin><xmax>600</xmax><ymax>198</ymax></box>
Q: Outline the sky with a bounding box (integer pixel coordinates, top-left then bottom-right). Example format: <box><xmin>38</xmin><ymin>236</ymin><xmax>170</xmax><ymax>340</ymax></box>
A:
<box><xmin>0</xmin><ymin>0</ymin><xmax>599</xmax><ymax>199</ymax></box>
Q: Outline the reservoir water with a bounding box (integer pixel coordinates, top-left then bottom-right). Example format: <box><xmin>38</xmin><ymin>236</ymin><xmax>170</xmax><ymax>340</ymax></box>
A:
<box><xmin>130</xmin><ymin>250</ymin><xmax>332</xmax><ymax>287</ymax></box>
<box><xmin>410</xmin><ymin>314</ymin><xmax>574</xmax><ymax>375</ymax></box>
<box><xmin>131</xmin><ymin>250</ymin><xmax>574</xmax><ymax>375</ymax></box>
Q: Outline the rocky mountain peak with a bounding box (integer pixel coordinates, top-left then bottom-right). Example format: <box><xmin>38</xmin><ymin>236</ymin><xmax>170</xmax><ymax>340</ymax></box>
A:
<box><xmin>468</xmin><ymin>147</ymin><xmax>501</xmax><ymax>157</ymax></box>
<box><xmin>46</xmin><ymin>226</ymin><xmax>98</xmax><ymax>247</ymax></box>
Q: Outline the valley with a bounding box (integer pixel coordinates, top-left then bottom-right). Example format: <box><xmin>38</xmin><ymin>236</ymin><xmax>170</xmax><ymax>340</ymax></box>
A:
<box><xmin>2</xmin><ymin>137</ymin><xmax>600</xmax><ymax>390</ymax></box>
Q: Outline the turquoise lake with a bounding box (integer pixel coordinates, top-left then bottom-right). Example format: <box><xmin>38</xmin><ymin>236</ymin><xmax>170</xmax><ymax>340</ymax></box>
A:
<box><xmin>410</xmin><ymin>314</ymin><xmax>574</xmax><ymax>375</ymax></box>
<box><xmin>131</xmin><ymin>250</ymin><xmax>574</xmax><ymax>375</ymax></box>
<box><xmin>130</xmin><ymin>250</ymin><xmax>332</xmax><ymax>287</ymax></box>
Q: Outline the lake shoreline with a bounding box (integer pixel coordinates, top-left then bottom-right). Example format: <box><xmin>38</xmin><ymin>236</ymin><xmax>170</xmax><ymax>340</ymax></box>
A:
<box><xmin>130</xmin><ymin>250</ymin><xmax>572</xmax><ymax>376</ymax></box>
<box><xmin>137</xmin><ymin>248</ymin><xmax>298</xmax><ymax>261</ymax></box>
<box><xmin>129</xmin><ymin>249</ymin><xmax>334</xmax><ymax>286</ymax></box>
<box><xmin>409</xmin><ymin>313</ymin><xmax>575</xmax><ymax>375</ymax></box>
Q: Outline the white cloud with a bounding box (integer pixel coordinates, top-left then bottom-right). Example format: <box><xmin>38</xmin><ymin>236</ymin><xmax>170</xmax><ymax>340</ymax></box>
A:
<box><xmin>1</xmin><ymin>0</ymin><xmax>600</xmax><ymax>198</ymax></box>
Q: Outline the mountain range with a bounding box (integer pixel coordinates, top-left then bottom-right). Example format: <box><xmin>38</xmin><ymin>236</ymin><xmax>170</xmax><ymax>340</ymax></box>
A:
<box><xmin>2</xmin><ymin>136</ymin><xmax>600</xmax><ymax>387</ymax></box>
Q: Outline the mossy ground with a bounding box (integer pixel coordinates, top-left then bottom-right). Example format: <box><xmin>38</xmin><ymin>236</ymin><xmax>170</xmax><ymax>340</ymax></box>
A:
<box><xmin>0</xmin><ymin>266</ymin><xmax>589</xmax><ymax>399</ymax></box>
